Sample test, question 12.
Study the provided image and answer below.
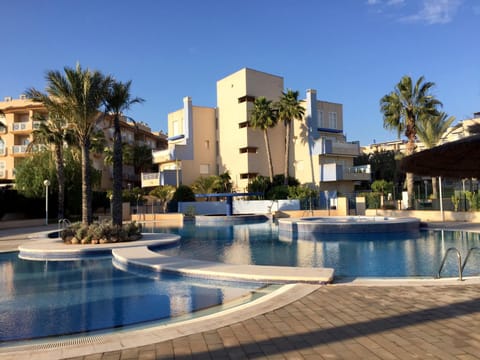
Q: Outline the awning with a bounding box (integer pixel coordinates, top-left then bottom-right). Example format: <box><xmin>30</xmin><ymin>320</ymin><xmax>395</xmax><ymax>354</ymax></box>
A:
<box><xmin>400</xmin><ymin>134</ymin><xmax>480</xmax><ymax>178</ymax></box>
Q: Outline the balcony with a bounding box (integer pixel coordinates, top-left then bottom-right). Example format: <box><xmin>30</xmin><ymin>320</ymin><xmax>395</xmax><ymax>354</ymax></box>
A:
<box><xmin>0</xmin><ymin>148</ymin><xmax>6</xmax><ymax>156</ymax></box>
<box><xmin>12</xmin><ymin>145</ymin><xmax>28</xmax><ymax>155</ymax></box>
<box><xmin>0</xmin><ymin>169</ymin><xmax>6</xmax><ymax>178</ymax></box>
<box><xmin>312</xmin><ymin>138</ymin><xmax>360</xmax><ymax>157</ymax></box>
<box><xmin>321</xmin><ymin>164</ymin><xmax>371</xmax><ymax>182</ymax></box>
<box><xmin>152</xmin><ymin>148</ymin><xmax>175</xmax><ymax>164</ymax></box>
<box><xmin>11</xmin><ymin>121</ymin><xmax>42</xmax><ymax>133</ymax></box>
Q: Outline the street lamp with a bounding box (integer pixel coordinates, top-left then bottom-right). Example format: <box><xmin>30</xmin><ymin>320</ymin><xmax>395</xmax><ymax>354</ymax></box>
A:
<box><xmin>43</xmin><ymin>179</ymin><xmax>50</xmax><ymax>225</ymax></box>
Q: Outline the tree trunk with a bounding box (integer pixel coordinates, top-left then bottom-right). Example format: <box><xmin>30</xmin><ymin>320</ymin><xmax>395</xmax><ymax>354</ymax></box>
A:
<box><xmin>284</xmin><ymin>120</ymin><xmax>290</xmax><ymax>185</ymax></box>
<box><xmin>406</xmin><ymin>172</ymin><xmax>414</xmax><ymax>209</ymax></box>
<box><xmin>81</xmin><ymin>139</ymin><xmax>93</xmax><ymax>225</ymax></box>
<box><xmin>55</xmin><ymin>144</ymin><xmax>65</xmax><ymax>220</ymax></box>
<box><xmin>264</xmin><ymin>129</ymin><xmax>274</xmax><ymax>183</ymax></box>
<box><xmin>112</xmin><ymin>114</ymin><xmax>123</xmax><ymax>226</ymax></box>
<box><xmin>406</xmin><ymin>133</ymin><xmax>416</xmax><ymax>209</ymax></box>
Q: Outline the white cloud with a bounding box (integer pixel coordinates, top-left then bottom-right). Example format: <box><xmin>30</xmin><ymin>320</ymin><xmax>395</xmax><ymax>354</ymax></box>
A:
<box><xmin>367</xmin><ymin>0</ymin><xmax>382</xmax><ymax>5</ymax></box>
<box><xmin>402</xmin><ymin>0</ymin><xmax>462</xmax><ymax>24</ymax></box>
<box><xmin>387</xmin><ymin>0</ymin><xmax>405</xmax><ymax>5</ymax></box>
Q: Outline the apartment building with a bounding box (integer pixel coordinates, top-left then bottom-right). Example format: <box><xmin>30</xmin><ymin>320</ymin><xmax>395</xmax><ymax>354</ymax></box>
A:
<box><xmin>143</xmin><ymin>97</ymin><xmax>216</xmax><ymax>187</ymax></box>
<box><xmin>0</xmin><ymin>96</ymin><xmax>166</xmax><ymax>189</ymax></box>
<box><xmin>148</xmin><ymin>68</ymin><xmax>368</xmax><ymax>194</ymax></box>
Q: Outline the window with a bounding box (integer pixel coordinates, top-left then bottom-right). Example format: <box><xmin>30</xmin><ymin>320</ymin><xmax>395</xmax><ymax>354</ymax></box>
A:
<box><xmin>239</xmin><ymin>146</ymin><xmax>258</xmax><ymax>154</ymax></box>
<box><xmin>328</xmin><ymin>112</ymin><xmax>337</xmax><ymax>129</ymax></box>
<box><xmin>172</xmin><ymin>120</ymin><xmax>179</xmax><ymax>136</ymax></box>
<box><xmin>238</xmin><ymin>121</ymin><xmax>250</xmax><ymax>128</ymax></box>
<box><xmin>200</xmin><ymin>164</ymin><xmax>210</xmax><ymax>174</ymax></box>
<box><xmin>318</xmin><ymin>111</ymin><xmax>323</xmax><ymax>128</ymax></box>
<box><xmin>0</xmin><ymin>139</ymin><xmax>4</xmax><ymax>154</ymax></box>
<box><xmin>204</xmin><ymin>140</ymin><xmax>210</xmax><ymax>149</ymax></box>
<box><xmin>240</xmin><ymin>172</ymin><xmax>258</xmax><ymax>179</ymax></box>
<box><xmin>238</xmin><ymin>95</ymin><xmax>255</xmax><ymax>103</ymax></box>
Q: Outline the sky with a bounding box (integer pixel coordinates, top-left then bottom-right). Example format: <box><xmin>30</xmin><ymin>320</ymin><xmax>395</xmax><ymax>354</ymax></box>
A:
<box><xmin>1</xmin><ymin>0</ymin><xmax>479</xmax><ymax>146</ymax></box>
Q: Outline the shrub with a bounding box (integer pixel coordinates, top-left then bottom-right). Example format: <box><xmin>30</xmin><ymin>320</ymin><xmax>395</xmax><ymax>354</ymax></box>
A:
<box><xmin>173</xmin><ymin>185</ymin><xmax>196</xmax><ymax>202</ymax></box>
<box><xmin>61</xmin><ymin>220</ymin><xmax>142</xmax><ymax>244</ymax></box>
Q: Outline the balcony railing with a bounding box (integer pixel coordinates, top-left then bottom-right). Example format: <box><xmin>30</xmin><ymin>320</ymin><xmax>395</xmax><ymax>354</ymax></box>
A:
<box><xmin>152</xmin><ymin>148</ymin><xmax>175</xmax><ymax>164</ymax></box>
<box><xmin>11</xmin><ymin>121</ymin><xmax>42</xmax><ymax>132</ymax></box>
<box><xmin>12</xmin><ymin>145</ymin><xmax>28</xmax><ymax>154</ymax></box>
<box><xmin>321</xmin><ymin>164</ymin><xmax>371</xmax><ymax>182</ymax></box>
<box><xmin>0</xmin><ymin>169</ymin><xmax>6</xmax><ymax>178</ymax></box>
<box><xmin>313</xmin><ymin>138</ymin><xmax>360</xmax><ymax>156</ymax></box>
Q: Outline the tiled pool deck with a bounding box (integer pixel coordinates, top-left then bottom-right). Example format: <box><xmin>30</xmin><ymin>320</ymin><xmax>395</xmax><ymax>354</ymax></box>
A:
<box><xmin>0</xmin><ymin>222</ymin><xmax>479</xmax><ymax>359</ymax></box>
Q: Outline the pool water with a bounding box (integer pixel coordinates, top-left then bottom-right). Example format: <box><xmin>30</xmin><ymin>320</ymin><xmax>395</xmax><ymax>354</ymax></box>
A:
<box><xmin>0</xmin><ymin>253</ymin><xmax>265</xmax><ymax>342</ymax></box>
<box><xmin>1</xmin><ymin>220</ymin><xmax>479</xmax><ymax>342</ymax></box>
<box><xmin>153</xmin><ymin>221</ymin><xmax>480</xmax><ymax>278</ymax></box>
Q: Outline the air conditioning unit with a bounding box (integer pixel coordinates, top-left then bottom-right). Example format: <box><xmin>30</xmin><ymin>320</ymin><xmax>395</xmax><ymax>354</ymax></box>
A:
<box><xmin>19</xmin><ymin>94</ymin><xmax>27</xmax><ymax>100</ymax></box>
<box><xmin>3</xmin><ymin>96</ymin><xmax>12</xmax><ymax>102</ymax></box>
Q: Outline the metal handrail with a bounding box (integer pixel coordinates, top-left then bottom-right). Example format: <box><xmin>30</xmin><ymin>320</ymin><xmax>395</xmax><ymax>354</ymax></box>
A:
<box><xmin>58</xmin><ymin>218</ymin><xmax>71</xmax><ymax>232</ymax></box>
<box><xmin>461</xmin><ymin>247</ymin><xmax>480</xmax><ymax>274</ymax></box>
<box><xmin>437</xmin><ymin>247</ymin><xmax>463</xmax><ymax>281</ymax></box>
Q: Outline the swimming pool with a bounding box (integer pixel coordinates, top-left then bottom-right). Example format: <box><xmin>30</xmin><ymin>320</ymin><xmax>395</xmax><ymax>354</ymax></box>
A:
<box><xmin>1</xmin><ymin>220</ymin><xmax>479</xmax><ymax>342</ymax></box>
<box><xmin>153</xmin><ymin>221</ymin><xmax>480</xmax><ymax>278</ymax></box>
<box><xmin>0</xmin><ymin>253</ymin><xmax>267</xmax><ymax>342</ymax></box>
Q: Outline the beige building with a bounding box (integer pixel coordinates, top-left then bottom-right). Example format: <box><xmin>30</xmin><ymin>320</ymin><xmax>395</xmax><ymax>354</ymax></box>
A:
<box><xmin>144</xmin><ymin>97</ymin><xmax>216</xmax><ymax>187</ymax></box>
<box><xmin>0</xmin><ymin>96</ymin><xmax>166</xmax><ymax>189</ymax></box>
<box><xmin>148</xmin><ymin>68</ymin><xmax>368</xmax><ymax>198</ymax></box>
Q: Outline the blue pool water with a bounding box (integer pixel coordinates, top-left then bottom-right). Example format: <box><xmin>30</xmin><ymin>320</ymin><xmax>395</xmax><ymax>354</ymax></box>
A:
<box><xmin>153</xmin><ymin>221</ymin><xmax>480</xmax><ymax>278</ymax></box>
<box><xmin>1</xmin><ymin>220</ymin><xmax>479</xmax><ymax>342</ymax></box>
<box><xmin>0</xmin><ymin>253</ymin><xmax>265</xmax><ymax>342</ymax></box>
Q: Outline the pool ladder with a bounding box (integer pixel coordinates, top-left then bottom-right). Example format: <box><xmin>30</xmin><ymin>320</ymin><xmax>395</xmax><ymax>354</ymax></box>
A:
<box><xmin>437</xmin><ymin>247</ymin><xmax>480</xmax><ymax>280</ymax></box>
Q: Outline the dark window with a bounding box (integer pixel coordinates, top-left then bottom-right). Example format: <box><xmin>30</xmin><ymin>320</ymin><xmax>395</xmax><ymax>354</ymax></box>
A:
<box><xmin>239</xmin><ymin>146</ymin><xmax>258</xmax><ymax>154</ymax></box>
<box><xmin>238</xmin><ymin>95</ymin><xmax>256</xmax><ymax>103</ymax></box>
<box><xmin>238</xmin><ymin>121</ymin><xmax>250</xmax><ymax>128</ymax></box>
<box><xmin>240</xmin><ymin>172</ymin><xmax>258</xmax><ymax>179</ymax></box>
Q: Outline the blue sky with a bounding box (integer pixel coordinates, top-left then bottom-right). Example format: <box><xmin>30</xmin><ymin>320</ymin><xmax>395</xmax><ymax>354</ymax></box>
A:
<box><xmin>1</xmin><ymin>0</ymin><xmax>479</xmax><ymax>145</ymax></box>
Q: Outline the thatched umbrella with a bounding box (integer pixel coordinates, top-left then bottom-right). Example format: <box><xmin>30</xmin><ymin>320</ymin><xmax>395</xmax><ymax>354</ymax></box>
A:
<box><xmin>400</xmin><ymin>134</ymin><xmax>480</xmax><ymax>178</ymax></box>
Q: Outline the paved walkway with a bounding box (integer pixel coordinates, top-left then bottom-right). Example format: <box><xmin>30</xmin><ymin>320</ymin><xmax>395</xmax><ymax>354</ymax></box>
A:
<box><xmin>1</xmin><ymin>223</ymin><xmax>480</xmax><ymax>359</ymax></box>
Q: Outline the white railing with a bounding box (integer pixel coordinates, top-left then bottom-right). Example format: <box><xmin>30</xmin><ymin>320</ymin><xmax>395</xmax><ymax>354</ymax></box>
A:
<box><xmin>12</xmin><ymin>145</ymin><xmax>28</xmax><ymax>154</ymax></box>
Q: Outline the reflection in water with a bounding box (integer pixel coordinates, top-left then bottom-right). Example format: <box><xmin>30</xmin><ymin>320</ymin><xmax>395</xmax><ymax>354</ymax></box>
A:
<box><xmin>0</xmin><ymin>253</ymin><xmax>262</xmax><ymax>342</ymax></box>
<box><xmin>158</xmin><ymin>221</ymin><xmax>480</xmax><ymax>278</ymax></box>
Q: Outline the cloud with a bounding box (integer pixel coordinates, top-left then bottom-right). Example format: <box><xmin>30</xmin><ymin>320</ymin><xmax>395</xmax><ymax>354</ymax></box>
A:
<box><xmin>366</xmin><ymin>0</ymin><xmax>382</xmax><ymax>5</ymax></box>
<box><xmin>401</xmin><ymin>0</ymin><xmax>462</xmax><ymax>24</ymax></box>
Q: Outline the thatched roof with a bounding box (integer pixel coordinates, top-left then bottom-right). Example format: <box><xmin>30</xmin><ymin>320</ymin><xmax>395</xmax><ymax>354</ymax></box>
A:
<box><xmin>400</xmin><ymin>134</ymin><xmax>480</xmax><ymax>178</ymax></box>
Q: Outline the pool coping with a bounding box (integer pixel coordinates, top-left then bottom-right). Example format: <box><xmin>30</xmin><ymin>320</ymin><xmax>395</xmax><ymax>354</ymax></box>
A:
<box><xmin>112</xmin><ymin>246</ymin><xmax>335</xmax><ymax>284</ymax></box>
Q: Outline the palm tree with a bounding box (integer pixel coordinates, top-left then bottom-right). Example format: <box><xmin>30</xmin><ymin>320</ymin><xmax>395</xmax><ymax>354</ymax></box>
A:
<box><xmin>276</xmin><ymin>90</ymin><xmax>305</xmax><ymax>185</ymax></box>
<box><xmin>104</xmin><ymin>81</ymin><xmax>144</xmax><ymax>226</ymax></box>
<box><xmin>416</xmin><ymin>112</ymin><xmax>455</xmax><ymax>198</ymax></box>
<box><xmin>149</xmin><ymin>185</ymin><xmax>175</xmax><ymax>213</ymax></box>
<box><xmin>39</xmin><ymin>64</ymin><xmax>111</xmax><ymax>224</ymax></box>
<box><xmin>249</xmin><ymin>97</ymin><xmax>278</xmax><ymax>182</ymax></box>
<box><xmin>25</xmin><ymin>88</ymin><xmax>74</xmax><ymax>220</ymax></box>
<box><xmin>380</xmin><ymin>75</ymin><xmax>441</xmax><ymax>208</ymax></box>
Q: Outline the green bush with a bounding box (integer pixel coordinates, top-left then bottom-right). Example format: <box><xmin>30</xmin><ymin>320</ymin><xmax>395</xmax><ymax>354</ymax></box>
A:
<box><xmin>173</xmin><ymin>185</ymin><xmax>195</xmax><ymax>202</ymax></box>
<box><xmin>61</xmin><ymin>220</ymin><xmax>142</xmax><ymax>245</ymax></box>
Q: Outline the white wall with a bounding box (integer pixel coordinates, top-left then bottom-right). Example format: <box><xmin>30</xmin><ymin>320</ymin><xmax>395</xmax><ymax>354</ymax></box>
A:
<box><xmin>178</xmin><ymin>199</ymin><xmax>300</xmax><ymax>215</ymax></box>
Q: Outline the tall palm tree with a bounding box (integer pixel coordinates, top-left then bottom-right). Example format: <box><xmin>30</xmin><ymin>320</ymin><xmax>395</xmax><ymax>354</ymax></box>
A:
<box><xmin>25</xmin><ymin>88</ymin><xmax>74</xmax><ymax>220</ymax></box>
<box><xmin>249</xmin><ymin>97</ymin><xmax>278</xmax><ymax>182</ymax></box>
<box><xmin>380</xmin><ymin>75</ymin><xmax>441</xmax><ymax>208</ymax></box>
<box><xmin>276</xmin><ymin>90</ymin><xmax>305</xmax><ymax>185</ymax></box>
<box><xmin>40</xmin><ymin>64</ymin><xmax>111</xmax><ymax>224</ymax></box>
<box><xmin>416</xmin><ymin>112</ymin><xmax>455</xmax><ymax>198</ymax></box>
<box><xmin>104</xmin><ymin>80</ymin><xmax>144</xmax><ymax>226</ymax></box>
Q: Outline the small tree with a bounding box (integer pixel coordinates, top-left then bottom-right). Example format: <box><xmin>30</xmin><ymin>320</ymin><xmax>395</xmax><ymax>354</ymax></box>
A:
<box><xmin>149</xmin><ymin>185</ymin><xmax>175</xmax><ymax>213</ymax></box>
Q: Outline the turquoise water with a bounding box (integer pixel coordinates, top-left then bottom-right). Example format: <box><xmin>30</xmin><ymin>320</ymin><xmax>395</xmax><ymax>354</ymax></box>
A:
<box><xmin>153</xmin><ymin>221</ymin><xmax>480</xmax><ymax>278</ymax></box>
<box><xmin>1</xmin><ymin>220</ymin><xmax>479</xmax><ymax>342</ymax></box>
<box><xmin>0</xmin><ymin>254</ymin><xmax>265</xmax><ymax>342</ymax></box>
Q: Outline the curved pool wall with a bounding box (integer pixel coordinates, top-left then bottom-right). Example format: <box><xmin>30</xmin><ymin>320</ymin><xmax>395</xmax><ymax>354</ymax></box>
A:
<box><xmin>195</xmin><ymin>214</ymin><xmax>270</xmax><ymax>226</ymax></box>
<box><xmin>278</xmin><ymin>216</ymin><xmax>420</xmax><ymax>235</ymax></box>
<box><xmin>18</xmin><ymin>233</ymin><xmax>181</xmax><ymax>261</ymax></box>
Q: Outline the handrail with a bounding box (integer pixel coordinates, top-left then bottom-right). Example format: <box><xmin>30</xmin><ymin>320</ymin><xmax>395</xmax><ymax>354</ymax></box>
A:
<box><xmin>461</xmin><ymin>247</ymin><xmax>480</xmax><ymax>274</ymax></box>
<box><xmin>437</xmin><ymin>247</ymin><xmax>463</xmax><ymax>281</ymax></box>
<box><xmin>58</xmin><ymin>218</ymin><xmax>71</xmax><ymax>232</ymax></box>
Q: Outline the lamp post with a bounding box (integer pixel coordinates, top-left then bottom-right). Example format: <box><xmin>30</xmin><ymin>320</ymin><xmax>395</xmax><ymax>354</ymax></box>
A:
<box><xmin>43</xmin><ymin>179</ymin><xmax>50</xmax><ymax>225</ymax></box>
